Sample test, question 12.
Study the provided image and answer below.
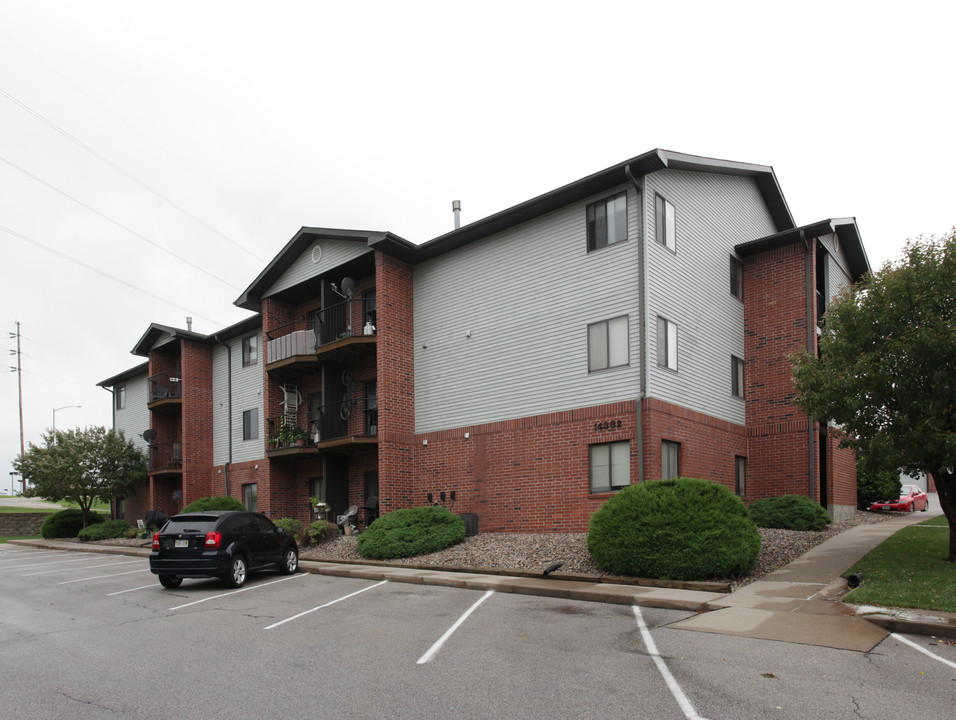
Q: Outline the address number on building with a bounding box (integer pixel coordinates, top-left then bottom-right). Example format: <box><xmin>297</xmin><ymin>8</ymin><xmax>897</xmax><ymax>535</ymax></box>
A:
<box><xmin>593</xmin><ymin>420</ymin><xmax>623</xmax><ymax>432</ymax></box>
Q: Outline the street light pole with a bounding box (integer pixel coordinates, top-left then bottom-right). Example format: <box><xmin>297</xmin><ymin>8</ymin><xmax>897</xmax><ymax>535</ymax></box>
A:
<box><xmin>52</xmin><ymin>405</ymin><xmax>82</xmax><ymax>440</ymax></box>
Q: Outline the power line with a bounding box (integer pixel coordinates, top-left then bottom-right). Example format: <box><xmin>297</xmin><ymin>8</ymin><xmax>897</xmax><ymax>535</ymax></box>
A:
<box><xmin>1</xmin><ymin>224</ymin><xmax>224</xmax><ymax>327</ymax></box>
<box><xmin>0</xmin><ymin>84</ymin><xmax>267</xmax><ymax>263</ymax></box>
<box><xmin>0</xmin><ymin>155</ymin><xmax>243</xmax><ymax>291</ymax></box>
<box><xmin>0</xmin><ymin>28</ymin><xmax>275</xmax><ymax>233</ymax></box>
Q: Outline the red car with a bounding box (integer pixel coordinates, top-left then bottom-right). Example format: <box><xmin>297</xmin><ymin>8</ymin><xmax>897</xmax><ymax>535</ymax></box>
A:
<box><xmin>869</xmin><ymin>484</ymin><xmax>929</xmax><ymax>512</ymax></box>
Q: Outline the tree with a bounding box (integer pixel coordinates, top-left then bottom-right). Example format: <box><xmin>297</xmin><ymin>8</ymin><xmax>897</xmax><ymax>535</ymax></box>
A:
<box><xmin>13</xmin><ymin>426</ymin><xmax>148</xmax><ymax>528</ymax></box>
<box><xmin>792</xmin><ymin>230</ymin><xmax>956</xmax><ymax>561</ymax></box>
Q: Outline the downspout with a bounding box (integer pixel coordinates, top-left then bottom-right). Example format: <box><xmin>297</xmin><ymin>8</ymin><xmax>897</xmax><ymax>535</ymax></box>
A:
<box><xmin>100</xmin><ymin>385</ymin><xmax>116</xmax><ymax>518</ymax></box>
<box><xmin>213</xmin><ymin>336</ymin><xmax>233</xmax><ymax>498</ymax></box>
<box><xmin>802</xmin><ymin>231</ymin><xmax>815</xmax><ymax>502</ymax></box>
<box><xmin>625</xmin><ymin>165</ymin><xmax>646</xmax><ymax>483</ymax></box>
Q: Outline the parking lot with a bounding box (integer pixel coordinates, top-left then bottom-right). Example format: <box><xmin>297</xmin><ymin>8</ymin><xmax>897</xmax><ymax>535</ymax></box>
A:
<box><xmin>1</xmin><ymin>545</ymin><xmax>953</xmax><ymax>719</ymax></box>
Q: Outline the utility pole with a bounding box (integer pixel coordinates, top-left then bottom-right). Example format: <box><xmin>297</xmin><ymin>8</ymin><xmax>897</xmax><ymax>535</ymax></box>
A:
<box><xmin>9</xmin><ymin>321</ymin><xmax>25</xmax><ymax>493</ymax></box>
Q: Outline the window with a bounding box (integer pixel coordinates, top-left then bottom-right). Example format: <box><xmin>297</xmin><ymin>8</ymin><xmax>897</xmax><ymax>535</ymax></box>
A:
<box><xmin>588</xmin><ymin>316</ymin><xmax>629</xmax><ymax>372</ymax></box>
<box><xmin>242</xmin><ymin>408</ymin><xmax>259</xmax><ymax>441</ymax></box>
<box><xmin>662</xmin><ymin>440</ymin><xmax>680</xmax><ymax>479</ymax></box>
<box><xmin>115</xmin><ymin>385</ymin><xmax>126</xmax><ymax>410</ymax></box>
<box><xmin>735</xmin><ymin>456</ymin><xmax>747</xmax><ymax>497</ymax></box>
<box><xmin>590</xmin><ymin>441</ymin><xmax>630</xmax><ymax>493</ymax></box>
<box><xmin>655</xmin><ymin>194</ymin><xmax>676</xmax><ymax>251</ymax></box>
<box><xmin>242</xmin><ymin>483</ymin><xmax>257</xmax><ymax>512</ymax></box>
<box><xmin>587</xmin><ymin>192</ymin><xmax>628</xmax><ymax>251</ymax></box>
<box><xmin>730</xmin><ymin>255</ymin><xmax>743</xmax><ymax>300</ymax></box>
<box><xmin>732</xmin><ymin>355</ymin><xmax>745</xmax><ymax>398</ymax></box>
<box><xmin>242</xmin><ymin>334</ymin><xmax>259</xmax><ymax>367</ymax></box>
<box><xmin>656</xmin><ymin>316</ymin><xmax>678</xmax><ymax>371</ymax></box>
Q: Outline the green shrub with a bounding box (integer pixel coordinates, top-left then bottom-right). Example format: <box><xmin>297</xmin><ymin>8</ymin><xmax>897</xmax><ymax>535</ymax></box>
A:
<box><xmin>78</xmin><ymin>519</ymin><xmax>134</xmax><ymax>541</ymax></box>
<box><xmin>748</xmin><ymin>494</ymin><xmax>832</xmax><ymax>531</ymax></box>
<box><xmin>307</xmin><ymin>520</ymin><xmax>341</xmax><ymax>545</ymax></box>
<box><xmin>180</xmin><ymin>496</ymin><xmax>246</xmax><ymax>513</ymax></box>
<box><xmin>357</xmin><ymin>506</ymin><xmax>465</xmax><ymax>559</ymax></box>
<box><xmin>857</xmin><ymin>468</ymin><xmax>902</xmax><ymax>510</ymax></box>
<box><xmin>274</xmin><ymin>517</ymin><xmax>301</xmax><ymax>542</ymax></box>
<box><xmin>587</xmin><ymin>477</ymin><xmax>761</xmax><ymax>581</ymax></box>
<box><xmin>40</xmin><ymin>509</ymin><xmax>105</xmax><ymax>539</ymax></box>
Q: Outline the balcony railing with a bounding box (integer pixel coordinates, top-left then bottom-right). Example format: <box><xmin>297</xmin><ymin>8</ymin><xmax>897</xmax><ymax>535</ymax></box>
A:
<box><xmin>148</xmin><ymin>440</ymin><xmax>182</xmax><ymax>472</ymax></box>
<box><xmin>148</xmin><ymin>370</ymin><xmax>182</xmax><ymax>402</ymax></box>
<box><xmin>266</xmin><ymin>298</ymin><xmax>376</xmax><ymax>364</ymax></box>
<box><xmin>267</xmin><ymin>398</ymin><xmax>377</xmax><ymax>450</ymax></box>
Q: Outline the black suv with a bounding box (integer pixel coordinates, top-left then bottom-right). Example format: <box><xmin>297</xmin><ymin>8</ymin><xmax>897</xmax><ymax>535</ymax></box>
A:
<box><xmin>149</xmin><ymin>510</ymin><xmax>298</xmax><ymax>589</ymax></box>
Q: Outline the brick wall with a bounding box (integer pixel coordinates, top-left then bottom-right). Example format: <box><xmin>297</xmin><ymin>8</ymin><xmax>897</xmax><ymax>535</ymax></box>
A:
<box><xmin>180</xmin><ymin>340</ymin><xmax>215</xmax><ymax>506</ymax></box>
<box><xmin>375</xmin><ymin>250</ymin><xmax>415</xmax><ymax>515</ymax></box>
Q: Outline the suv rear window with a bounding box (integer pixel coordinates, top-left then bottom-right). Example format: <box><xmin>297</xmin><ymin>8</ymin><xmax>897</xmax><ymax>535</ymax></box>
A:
<box><xmin>162</xmin><ymin>516</ymin><xmax>220</xmax><ymax>534</ymax></box>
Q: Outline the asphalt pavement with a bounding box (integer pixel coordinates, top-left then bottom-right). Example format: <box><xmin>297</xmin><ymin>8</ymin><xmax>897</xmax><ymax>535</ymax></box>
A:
<box><xmin>9</xmin><ymin>494</ymin><xmax>955</xmax><ymax>647</ymax></box>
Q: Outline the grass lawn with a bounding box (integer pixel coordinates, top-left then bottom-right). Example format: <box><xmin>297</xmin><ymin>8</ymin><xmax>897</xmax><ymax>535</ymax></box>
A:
<box><xmin>844</xmin><ymin>516</ymin><xmax>956</xmax><ymax>613</ymax></box>
<box><xmin>0</xmin><ymin>535</ymin><xmax>40</xmax><ymax>543</ymax></box>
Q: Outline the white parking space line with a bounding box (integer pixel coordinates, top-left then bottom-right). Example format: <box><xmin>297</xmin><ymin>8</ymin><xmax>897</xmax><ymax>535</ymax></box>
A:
<box><xmin>0</xmin><ymin>550</ymin><xmax>67</xmax><ymax>562</ymax></box>
<box><xmin>265</xmin><ymin>579</ymin><xmax>388</xmax><ymax>630</ymax></box>
<box><xmin>57</xmin><ymin>568</ymin><xmax>150</xmax><ymax>584</ymax></box>
<box><xmin>108</xmin><ymin>584</ymin><xmax>156</xmax><ymax>596</ymax></box>
<box><xmin>633</xmin><ymin>605</ymin><xmax>711</xmax><ymax>720</ymax></box>
<box><xmin>892</xmin><ymin>632</ymin><xmax>956</xmax><ymax>670</ymax></box>
<box><xmin>417</xmin><ymin>589</ymin><xmax>494</xmax><ymax>665</ymax></box>
<box><xmin>0</xmin><ymin>556</ymin><xmax>101</xmax><ymax>571</ymax></box>
<box><xmin>23</xmin><ymin>559</ymin><xmax>143</xmax><ymax>576</ymax></box>
<box><xmin>170</xmin><ymin>572</ymin><xmax>308</xmax><ymax>610</ymax></box>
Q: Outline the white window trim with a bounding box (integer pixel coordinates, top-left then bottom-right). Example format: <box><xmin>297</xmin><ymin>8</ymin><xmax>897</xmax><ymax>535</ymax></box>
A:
<box><xmin>588</xmin><ymin>315</ymin><xmax>629</xmax><ymax>372</ymax></box>
<box><xmin>656</xmin><ymin>316</ymin><xmax>678</xmax><ymax>371</ymax></box>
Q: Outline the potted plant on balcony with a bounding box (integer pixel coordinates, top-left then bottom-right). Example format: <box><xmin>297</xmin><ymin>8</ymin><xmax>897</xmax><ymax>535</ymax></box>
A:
<box><xmin>278</xmin><ymin>425</ymin><xmax>308</xmax><ymax>447</ymax></box>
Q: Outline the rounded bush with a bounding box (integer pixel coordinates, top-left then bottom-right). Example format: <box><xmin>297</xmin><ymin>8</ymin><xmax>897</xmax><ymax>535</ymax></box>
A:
<box><xmin>748</xmin><ymin>494</ymin><xmax>832</xmax><ymax>531</ymax></box>
<box><xmin>307</xmin><ymin>520</ymin><xmax>341</xmax><ymax>545</ymax></box>
<box><xmin>357</xmin><ymin>506</ymin><xmax>465</xmax><ymax>560</ymax></box>
<box><xmin>180</xmin><ymin>496</ymin><xmax>246</xmax><ymax>513</ymax></box>
<box><xmin>78</xmin><ymin>519</ymin><xmax>134</xmax><ymax>541</ymax></box>
<box><xmin>587</xmin><ymin>477</ymin><xmax>761</xmax><ymax>581</ymax></box>
<box><xmin>40</xmin><ymin>509</ymin><xmax>105</xmax><ymax>539</ymax></box>
<box><xmin>273</xmin><ymin>517</ymin><xmax>301</xmax><ymax>542</ymax></box>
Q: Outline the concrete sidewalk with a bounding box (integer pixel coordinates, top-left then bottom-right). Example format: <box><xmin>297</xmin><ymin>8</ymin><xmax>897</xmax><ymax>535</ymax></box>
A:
<box><xmin>10</xmin><ymin>501</ymin><xmax>955</xmax><ymax>648</ymax></box>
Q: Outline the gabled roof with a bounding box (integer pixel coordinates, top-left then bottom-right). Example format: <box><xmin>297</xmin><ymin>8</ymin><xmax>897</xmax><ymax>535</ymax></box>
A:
<box><xmin>130</xmin><ymin>314</ymin><xmax>261</xmax><ymax>357</ymax></box>
<box><xmin>97</xmin><ymin>361</ymin><xmax>149</xmax><ymax>388</ymax></box>
<box><xmin>736</xmin><ymin>217</ymin><xmax>870</xmax><ymax>282</ymax></box>
<box><xmin>131</xmin><ymin>323</ymin><xmax>207</xmax><ymax>357</ymax></box>
<box><xmin>235</xmin><ymin>227</ymin><xmax>414</xmax><ymax>311</ymax></box>
<box><xmin>382</xmin><ymin>149</ymin><xmax>796</xmax><ymax>263</ymax></box>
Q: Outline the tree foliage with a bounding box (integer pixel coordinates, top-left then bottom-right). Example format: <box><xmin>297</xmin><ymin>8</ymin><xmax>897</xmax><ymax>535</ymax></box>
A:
<box><xmin>792</xmin><ymin>231</ymin><xmax>956</xmax><ymax>560</ymax></box>
<box><xmin>13</xmin><ymin>426</ymin><xmax>148</xmax><ymax>528</ymax></box>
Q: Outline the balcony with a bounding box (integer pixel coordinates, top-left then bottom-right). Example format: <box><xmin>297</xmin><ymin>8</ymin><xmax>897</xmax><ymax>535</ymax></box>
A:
<box><xmin>267</xmin><ymin>399</ymin><xmax>378</xmax><ymax>457</ymax></box>
<box><xmin>266</xmin><ymin>298</ymin><xmax>376</xmax><ymax>370</ymax></box>
<box><xmin>148</xmin><ymin>440</ymin><xmax>183</xmax><ymax>475</ymax></box>
<box><xmin>148</xmin><ymin>370</ymin><xmax>182</xmax><ymax>411</ymax></box>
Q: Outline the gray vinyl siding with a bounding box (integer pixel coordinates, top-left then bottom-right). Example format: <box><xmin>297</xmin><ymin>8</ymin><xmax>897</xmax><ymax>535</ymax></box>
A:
<box><xmin>113</xmin><ymin>374</ymin><xmax>150</xmax><ymax>454</ymax></box>
<box><xmin>644</xmin><ymin>170</ymin><xmax>777</xmax><ymax>425</ymax></box>
<box><xmin>414</xmin><ymin>184</ymin><xmax>641</xmax><ymax>432</ymax></box>
<box><xmin>819</xmin><ymin>232</ymin><xmax>854</xmax><ymax>299</ymax></box>
<box><xmin>212</xmin><ymin>331</ymin><xmax>264</xmax><ymax>465</ymax></box>
<box><xmin>264</xmin><ymin>239</ymin><xmax>372</xmax><ymax>297</ymax></box>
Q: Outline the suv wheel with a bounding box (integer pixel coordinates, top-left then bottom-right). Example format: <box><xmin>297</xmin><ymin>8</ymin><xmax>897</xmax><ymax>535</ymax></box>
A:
<box><xmin>229</xmin><ymin>555</ymin><xmax>248</xmax><ymax>588</ymax></box>
<box><xmin>280</xmin><ymin>547</ymin><xmax>298</xmax><ymax>575</ymax></box>
<box><xmin>159</xmin><ymin>575</ymin><xmax>182</xmax><ymax>589</ymax></box>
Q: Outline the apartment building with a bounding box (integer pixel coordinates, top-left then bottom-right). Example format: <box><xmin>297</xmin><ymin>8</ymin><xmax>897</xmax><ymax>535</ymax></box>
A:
<box><xmin>100</xmin><ymin>149</ymin><xmax>869</xmax><ymax>531</ymax></box>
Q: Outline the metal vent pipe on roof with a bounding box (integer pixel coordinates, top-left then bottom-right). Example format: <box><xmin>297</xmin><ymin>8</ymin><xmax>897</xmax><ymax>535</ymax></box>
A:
<box><xmin>186</xmin><ymin>317</ymin><xmax>193</xmax><ymax>332</ymax></box>
<box><xmin>452</xmin><ymin>200</ymin><xmax>461</xmax><ymax>229</ymax></box>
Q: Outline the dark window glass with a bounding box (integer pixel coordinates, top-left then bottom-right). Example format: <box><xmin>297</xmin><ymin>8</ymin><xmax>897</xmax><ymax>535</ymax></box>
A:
<box><xmin>587</xmin><ymin>192</ymin><xmax>627</xmax><ymax>251</ymax></box>
<box><xmin>242</xmin><ymin>409</ymin><xmax>259</xmax><ymax>440</ymax></box>
<box><xmin>242</xmin><ymin>334</ymin><xmax>259</xmax><ymax>367</ymax></box>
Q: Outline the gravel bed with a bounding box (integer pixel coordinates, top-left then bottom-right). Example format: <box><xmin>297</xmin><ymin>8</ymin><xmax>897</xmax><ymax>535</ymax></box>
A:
<box><xmin>299</xmin><ymin>510</ymin><xmax>896</xmax><ymax>589</ymax></box>
<box><xmin>96</xmin><ymin>510</ymin><xmax>895</xmax><ymax>589</ymax></box>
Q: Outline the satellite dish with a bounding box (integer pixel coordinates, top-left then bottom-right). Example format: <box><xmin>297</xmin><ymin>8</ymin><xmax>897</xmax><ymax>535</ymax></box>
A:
<box><xmin>341</xmin><ymin>276</ymin><xmax>356</xmax><ymax>298</ymax></box>
<box><xmin>142</xmin><ymin>429</ymin><xmax>157</xmax><ymax>444</ymax></box>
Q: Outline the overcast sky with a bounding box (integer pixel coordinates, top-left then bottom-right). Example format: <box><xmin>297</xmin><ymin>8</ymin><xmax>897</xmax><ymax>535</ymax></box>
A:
<box><xmin>2</xmin><ymin>1</ymin><xmax>954</xmax><ymax>491</ymax></box>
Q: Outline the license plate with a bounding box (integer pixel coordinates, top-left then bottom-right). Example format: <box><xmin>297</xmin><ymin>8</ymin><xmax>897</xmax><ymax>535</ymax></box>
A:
<box><xmin>175</xmin><ymin>539</ymin><xmax>188</xmax><ymax>548</ymax></box>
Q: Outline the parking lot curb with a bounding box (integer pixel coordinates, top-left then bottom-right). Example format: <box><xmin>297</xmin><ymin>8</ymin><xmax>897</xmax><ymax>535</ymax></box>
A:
<box><xmin>11</xmin><ymin>539</ymin><xmax>954</xmax><ymax>635</ymax></box>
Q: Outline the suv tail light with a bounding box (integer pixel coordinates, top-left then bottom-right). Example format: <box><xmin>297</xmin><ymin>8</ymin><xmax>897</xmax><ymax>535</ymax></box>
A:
<box><xmin>152</xmin><ymin>533</ymin><xmax>160</xmax><ymax>551</ymax></box>
<box><xmin>204</xmin><ymin>531</ymin><xmax>222</xmax><ymax>549</ymax></box>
